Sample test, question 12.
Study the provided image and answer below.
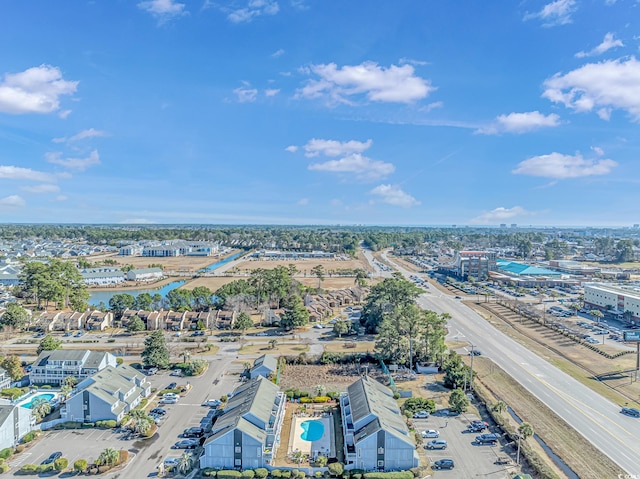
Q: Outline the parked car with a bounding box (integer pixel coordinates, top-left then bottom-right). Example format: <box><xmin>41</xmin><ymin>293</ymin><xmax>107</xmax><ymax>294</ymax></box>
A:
<box><xmin>621</xmin><ymin>407</ymin><xmax>640</xmax><ymax>418</ymax></box>
<box><xmin>146</xmin><ymin>367</ymin><xmax>159</xmax><ymax>375</ymax></box>
<box><xmin>425</xmin><ymin>439</ymin><xmax>447</xmax><ymax>450</ymax></box>
<box><xmin>421</xmin><ymin>429</ymin><xmax>440</xmax><ymax>438</ymax></box>
<box><xmin>203</xmin><ymin>399</ymin><xmax>222</xmax><ymax>408</ymax></box>
<box><xmin>42</xmin><ymin>452</ymin><xmax>62</xmax><ymax>465</ymax></box>
<box><xmin>256</xmin><ymin>332</ymin><xmax>268</xmax><ymax>337</ymax></box>
<box><xmin>183</xmin><ymin>427</ymin><xmax>204</xmax><ymax>438</ymax></box>
<box><xmin>171</xmin><ymin>369</ymin><xmax>183</xmax><ymax>377</ymax></box>
<box><xmin>466</xmin><ymin>423</ymin><xmax>486</xmax><ymax>432</ymax></box>
<box><xmin>413</xmin><ymin>410</ymin><xmax>430</xmax><ymax>419</ymax></box>
<box><xmin>150</xmin><ymin>408</ymin><xmax>167</xmax><ymax>416</ymax></box>
<box><xmin>159</xmin><ymin>397</ymin><xmax>178</xmax><ymax>405</ymax></box>
<box><xmin>474</xmin><ymin>433</ymin><xmax>500</xmax><ymax>445</ymax></box>
<box><xmin>469</xmin><ymin>349</ymin><xmax>482</xmax><ymax>356</ymax></box>
<box><xmin>433</xmin><ymin>459</ymin><xmax>454</xmax><ymax>470</ymax></box>
<box><xmin>164</xmin><ymin>457</ymin><xmax>179</xmax><ymax>468</ymax></box>
<box><xmin>168</xmin><ymin>382</ymin><xmax>177</xmax><ymax>390</ymax></box>
<box><xmin>173</xmin><ymin>439</ymin><xmax>198</xmax><ymax>449</ymax></box>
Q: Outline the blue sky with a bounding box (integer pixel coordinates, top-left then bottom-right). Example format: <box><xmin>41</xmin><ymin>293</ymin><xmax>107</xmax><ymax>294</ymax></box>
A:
<box><xmin>1</xmin><ymin>0</ymin><xmax>639</xmax><ymax>226</ymax></box>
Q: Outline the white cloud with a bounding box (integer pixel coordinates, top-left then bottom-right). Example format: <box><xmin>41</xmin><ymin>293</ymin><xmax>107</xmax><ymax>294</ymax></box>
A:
<box><xmin>303</xmin><ymin>138</ymin><xmax>372</xmax><ymax>158</ymax></box>
<box><xmin>476</xmin><ymin>111</ymin><xmax>561</xmax><ymax>134</ymax></box>
<box><xmin>524</xmin><ymin>0</ymin><xmax>577</xmax><ymax>27</ymax></box>
<box><xmin>46</xmin><ymin>150</ymin><xmax>101</xmax><ymax>171</ymax></box>
<box><xmin>138</xmin><ymin>0</ymin><xmax>187</xmax><ymax>23</ymax></box>
<box><xmin>54</xmin><ymin>195</ymin><xmax>68</xmax><ymax>202</ymax></box>
<box><xmin>285</xmin><ymin>145</ymin><xmax>298</xmax><ymax>153</ymax></box>
<box><xmin>297</xmin><ymin>198</ymin><xmax>309</xmax><ymax>206</ymax></box>
<box><xmin>271</xmin><ymin>49</ymin><xmax>285</xmax><ymax>58</ymax></box>
<box><xmin>265</xmin><ymin>88</ymin><xmax>280</xmax><ymax>97</ymax></box>
<box><xmin>227</xmin><ymin>0</ymin><xmax>279</xmax><ymax>23</ymax></box>
<box><xmin>309</xmin><ymin>153</ymin><xmax>395</xmax><ymax>182</ymax></box>
<box><xmin>370</xmin><ymin>184</ymin><xmax>420</xmax><ymax>208</ymax></box>
<box><xmin>0</xmin><ymin>166</ymin><xmax>57</xmax><ymax>182</ymax></box>
<box><xmin>0</xmin><ymin>195</ymin><xmax>25</xmax><ymax>208</ymax></box>
<box><xmin>297</xmin><ymin>61</ymin><xmax>435</xmax><ymax>105</ymax></box>
<box><xmin>512</xmin><ymin>152</ymin><xmax>617</xmax><ymax>178</ymax></box>
<box><xmin>58</xmin><ymin>109</ymin><xmax>72</xmax><ymax>119</ymax></box>
<box><xmin>53</xmin><ymin>128</ymin><xmax>108</xmax><ymax>144</ymax></box>
<box><xmin>472</xmin><ymin>206</ymin><xmax>529</xmax><ymax>224</ymax></box>
<box><xmin>542</xmin><ymin>57</ymin><xmax>640</xmax><ymax>120</ymax></box>
<box><xmin>591</xmin><ymin>146</ymin><xmax>605</xmax><ymax>156</ymax></box>
<box><xmin>0</xmin><ymin>65</ymin><xmax>78</xmax><ymax>115</ymax></box>
<box><xmin>419</xmin><ymin>101</ymin><xmax>444</xmax><ymax>113</ymax></box>
<box><xmin>21</xmin><ymin>184</ymin><xmax>61</xmax><ymax>194</ymax></box>
<box><xmin>575</xmin><ymin>33</ymin><xmax>624</xmax><ymax>58</ymax></box>
<box><xmin>233</xmin><ymin>86</ymin><xmax>258</xmax><ymax>103</ymax></box>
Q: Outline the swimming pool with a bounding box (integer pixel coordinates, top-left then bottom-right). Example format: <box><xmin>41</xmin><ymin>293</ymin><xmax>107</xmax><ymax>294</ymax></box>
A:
<box><xmin>19</xmin><ymin>393</ymin><xmax>55</xmax><ymax>409</ymax></box>
<box><xmin>300</xmin><ymin>420</ymin><xmax>324</xmax><ymax>442</ymax></box>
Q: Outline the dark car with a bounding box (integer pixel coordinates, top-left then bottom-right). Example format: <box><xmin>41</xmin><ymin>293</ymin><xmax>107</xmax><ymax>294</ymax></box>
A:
<box><xmin>466</xmin><ymin>423</ymin><xmax>486</xmax><ymax>432</ymax></box>
<box><xmin>42</xmin><ymin>452</ymin><xmax>62</xmax><ymax>464</ymax></box>
<box><xmin>621</xmin><ymin>407</ymin><xmax>640</xmax><ymax>418</ymax></box>
<box><xmin>475</xmin><ymin>433</ymin><xmax>500</xmax><ymax>445</ymax></box>
<box><xmin>433</xmin><ymin>459</ymin><xmax>454</xmax><ymax>470</ymax></box>
<box><xmin>469</xmin><ymin>350</ymin><xmax>482</xmax><ymax>356</ymax></box>
<box><xmin>173</xmin><ymin>439</ymin><xmax>198</xmax><ymax>449</ymax></box>
<box><xmin>150</xmin><ymin>408</ymin><xmax>167</xmax><ymax>416</ymax></box>
<box><xmin>168</xmin><ymin>382</ymin><xmax>177</xmax><ymax>390</ymax></box>
<box><xmin>183</xmin><ymin>427</ymin><xmax>204</xmax><ymax>438</ymax></box>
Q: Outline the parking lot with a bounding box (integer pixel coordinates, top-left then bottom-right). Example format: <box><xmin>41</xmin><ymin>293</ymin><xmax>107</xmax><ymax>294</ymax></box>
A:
<box><xmin>7</xmin><ymin>428</ymin><xmax>139</xmax><ymax>474</ymax></box>
<box><xmin>414</xmin><ymin>412</ymin><xmax>513</xmax><ymax>477</ymax></box>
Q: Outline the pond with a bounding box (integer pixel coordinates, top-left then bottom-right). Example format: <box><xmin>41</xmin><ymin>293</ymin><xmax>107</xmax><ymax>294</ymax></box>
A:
<box><xmin>88</xmin><ymin>280</ymin><xmax>186</xmax><ymax>306</ymax></box>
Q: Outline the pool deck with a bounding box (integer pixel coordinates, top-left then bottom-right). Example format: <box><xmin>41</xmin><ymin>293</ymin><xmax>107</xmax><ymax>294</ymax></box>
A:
<box><xmin>288</xmin><ymin>413</ymin><xmax>335</xmax><ymax>460</ymax></box>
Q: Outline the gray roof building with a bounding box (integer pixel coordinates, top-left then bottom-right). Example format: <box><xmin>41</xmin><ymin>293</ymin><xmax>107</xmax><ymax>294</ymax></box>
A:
<box><xmin>30</xmin><ymin>349</ymin><xmax>117</xmax><ymax>386</ymax></box>
<box><xmin>249</xmin><ymin>354</ymin><xmax>278</xmax><ymax>379</ymax></box>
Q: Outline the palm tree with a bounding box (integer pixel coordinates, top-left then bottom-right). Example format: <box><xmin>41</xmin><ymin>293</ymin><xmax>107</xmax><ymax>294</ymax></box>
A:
<box><xmin>268</xmin><ymin>339</ymin><xmax>278</xmax><ymax>350</ymax></box>
<box><xmin>97</xmin><ymin>447</ymin><xmax>119</xmax><ymax>467</ymax></box>
<box><xmin>492</xmin><ymin>400</ymin><xmax>506</xmax><ymax>414</ymax></box>
<box><xmin>178</xmin><ymin>452</ymin><xmax>194</xmax><ymax>474</ymax></box>
<box><xmin>518</xmin><ymin>422</ymin><xmax>534</xmax><ymax>439</ymax></box>
<box><xmin>31</xmin><ymin>397</ymin><xmax>51</xmax><ymax>422</ymax></box>
<box><xmin>590</xmin><ymin>309</ymin><xmax>604</xmax><ymax>323</ymax></box>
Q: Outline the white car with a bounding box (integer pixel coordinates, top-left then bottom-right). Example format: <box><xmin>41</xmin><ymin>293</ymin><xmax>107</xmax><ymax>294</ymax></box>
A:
<box><xmin>313</xmin><ymin>324</ymin><xmax>324</xmax><ymax>329</ymax></box>
<box><xmin>256</xmin><ymin>332</ymin><xmax>268</xmax><ymax>337</ymax></box>
<box><xmin>421</xmin><ymin>429</ymin><xmax>440</xmax><ymax>438</ymax></box>
<box><xmin>413</xmin><ymin>411</ymin><xmax>430</xmax><ymax>419</ymax></box>
<box><xmin>164</xmin><ymin>457</ymin><xmax>179</xmax><ymax>468</ymax></box>
<box><xmin>159</xmin><ymin>397</ymin><xmax>178</xmax><ymax>404</ymax></box>
<box><xmin>203</xmin><ymin>399</ymin><xmax>222</xmax><ymax>408</ymax></box>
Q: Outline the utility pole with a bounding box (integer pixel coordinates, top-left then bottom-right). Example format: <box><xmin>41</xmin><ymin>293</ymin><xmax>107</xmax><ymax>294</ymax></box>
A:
<box><xmin>516</xmin><ymin>435</ymin><xmax>521</xmax><ymax>465</ymax></box>
<box><xmin>469</xmin><ymin>343</ymin><xmax>475</xmax><ymax>393</ymax></box>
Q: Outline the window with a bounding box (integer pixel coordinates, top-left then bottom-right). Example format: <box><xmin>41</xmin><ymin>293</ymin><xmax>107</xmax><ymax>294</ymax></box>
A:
<box><xmin>377</xmin><ymin>460</ymin><xmax>384</xmax><ymax>467</ymax></box>
<box><xmin>235</xmin><ymin>446</ymin><xmax>241</xmax><ymax>453</ymax></box>
<box><xmin>357</xmin><ymin>449</ymin><xmax>361</xmax><ymax>458</ymax></box>
<box><xmin>377</xmin><ymin>447</ymin><xmax>384</xmax><ymax>454</ymax></box>
<box><xmin>235</xmin><ymin>459</ymin><xmax>241</xmax><ymax>466</ymax></box>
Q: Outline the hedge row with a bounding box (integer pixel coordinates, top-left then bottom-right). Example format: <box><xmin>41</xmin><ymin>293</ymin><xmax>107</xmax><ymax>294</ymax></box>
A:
<box><xmin>201</xmin><ymin>469</ymin><xmax>416</xmax><ymax>479</ymax></box>
<box><xmin>300</xmin><ymin>396</ymin><xmax>331</xmax><ymax>403</ymax></box>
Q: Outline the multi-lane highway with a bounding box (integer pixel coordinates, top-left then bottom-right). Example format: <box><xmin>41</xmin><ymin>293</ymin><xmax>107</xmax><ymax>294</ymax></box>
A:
<box><xmin>364</xmin><ymin>249</ymin><xmax>640</xmax><ymax>474</ymax></box>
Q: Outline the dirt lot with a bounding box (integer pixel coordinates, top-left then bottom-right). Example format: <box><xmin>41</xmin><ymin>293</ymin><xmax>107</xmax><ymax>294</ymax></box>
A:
<box><xmin>180</xmin><ymin>276</ymin><xmax>237</xmax><ymax>291</ymax></box>
<box><xmin>471</xmin><ymin>356</ymin><xmax>624</xmax><ymax>479</ymax></box>
<box><xmin>106</xmin><ymin>250</ymin><xmax>241</xmax><ymax>273</ymax></box>
<box><xmin>279</xmin><ymin>364</ymin><xmax>385</xmax><ymax>394</ymax></box>
<box><xmin>323</xmin><ymin>340</ymin><xmax>376</xmax><ymax>354</ymax></box>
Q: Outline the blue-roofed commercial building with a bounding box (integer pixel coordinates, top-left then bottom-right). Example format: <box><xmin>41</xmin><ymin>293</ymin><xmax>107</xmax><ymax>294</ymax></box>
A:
<box><xmin>491</xmin><ymin>260</ymin><xmax>569</xmax><ymax>287</ymax></box>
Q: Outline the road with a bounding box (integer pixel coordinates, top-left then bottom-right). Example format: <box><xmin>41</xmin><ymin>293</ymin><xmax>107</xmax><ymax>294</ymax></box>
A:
<box><xmin>364</xmin><ymin>249</ymin><xmax>640</xmax><ymax>474</ymax></box>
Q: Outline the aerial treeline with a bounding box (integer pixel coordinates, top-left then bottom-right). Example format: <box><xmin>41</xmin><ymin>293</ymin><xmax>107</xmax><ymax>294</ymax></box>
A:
<box><xmin>361</xmin><ymin>273</ymin><xmax>448</xmax><ymax>368</ymax></box>
<box><xmin>16</xmin><ymin>260</ymin><xmax>89</xmax><ymax>311</ymax></box>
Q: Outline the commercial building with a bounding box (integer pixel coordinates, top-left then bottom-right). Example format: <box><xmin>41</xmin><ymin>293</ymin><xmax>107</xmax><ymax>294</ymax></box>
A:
<box><xmin>440</xmin><ymin>251</ymin><xmax>497</xmax><ymax>280</ymax></box>
<box><xmin>547</xmin><ymin>260</ymin><xmax>600</xmax><ymax>276</ymax></box>
<box><xmin>584</xmin><ymin>283</ymin><xmax>640</xmax><ymax>324</ymax></box>
<box><xmin>30</xmin><ymin>350</ymin><xmax>117</xmax><ymax>386</ymax></box>
<box><xmin>81</xmin><ymin>269</ymin><xmax>125</xmax><ymax>286</ymax></box>
<box><xmin>340</xmin><ymin>376</ymin><xmax>419</xmax><ymax>471</ymax></box>
<box><xmin>63</xmin><ymin>364</ymin><xmax>151</xmax><ymax>423</ymax></box>
<box><xmin>200</xmin><ymin>376</ymin><xmax>286</xmax><ymax>470</ymax></box>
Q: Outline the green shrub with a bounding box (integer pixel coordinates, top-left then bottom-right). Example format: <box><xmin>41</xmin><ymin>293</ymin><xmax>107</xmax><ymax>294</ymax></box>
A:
<box><xmin>242</xmin><ymin>470</ymin><xmax>255</xmax><ymax>479</ymax></box>
<box><xmin>254</xmin><ymin>468</ymin><xmax>268</xmax><ymax>478</ymax></box>
<box><xmin>41</xmin><ymin>384</ymin><xmax>52</xmax><ymax>389</ymax></box>
<box><xmin>36</xmin><ymin>463</ymin><xmax>54</xmax><ymax>473</ymax></box>
<box><xmin>0</xmin><ymin>387</ymin><xmax>29</xmax><ymax>400</ymax></box>
<box><xmin>352</xmin><ymin>475</ymin><xmax>362</xmax><ymax>479</ymax></box>
<box><xmin>363</xmin><ymin>473</ymin><xmax>413</xmax><ymax>479</ymax></box>
<box><xmin>19</xmin><ymin>464</ymin><xmax>38</xmax><ymax>473</ymax></box>
<box><xmin>281</xmin><ymin>471</ymin><xmax>291</xmax><ymax>479</ymax></box>
<box><xmin>82</xmin><ymin>422</ymin><xmax>95</xmax><ymax>428</ymax></box>
<box><xmin>160</xmin><ymin>388</ymin><xmax>182</xmax><ymax>395</ymax></box>
<box><xmin>0</xmin><ymin>463</ymin><xmax>8</xmax><ymax>473</ymax></box>
<box><xmin>54</xmin><ymin>457</ymin><xmax>69</xmax><ymax>471</ymax></box>
<box><xmin>116</xmin><ymin>357</ymin><xmax>124</xmax><ymax>364</ymax></box>
<box><xmin>272</xmin><ymin>469</ymin><xmax>283</xmax><ymax>478</ymax></box>
<box><xmin>297</xmin><ymin>470</ymin><xmax>307</xmax><ymax>479</ymax></box>
<box><xmin>74</xmin><ymin>459</ymin><xmax>88</xmax><ymax>473</ymax></box>
<box><xmin>315</xmin><ymin>473</ymin><xmax>322</xmax><ymax>478</ymax></box>
<box><xmin>312</xmin><ymin>396</ymin><xmax>330</xmax><ymax>403</ymax></box>
<box><xmin>202</xmin><ymin>468</ymin><xmax>217</xmax><ymax>477</ymax></box>
<box><xmin>22</xmin><ymin>430</ymin><xmax>38</xmax><ymax>443</ymax></box>
<box><xmin>0</xmin><ymin>448</ymin><xmax>12</xmax><ymax>459</ymax></box>
<box><xmin>217</xmin><ymin>470</ymin><xmax>242</xmax><ymax>479</ymax></box>
<box><xmin>96</xmin><ymin>420</ymin><xmax>117</xmax><ymax>428</ymax></box>
<box><xmin>328</xmin><ymin>463</ymin><xmax>344</xmax><ymax>476</ymax></box>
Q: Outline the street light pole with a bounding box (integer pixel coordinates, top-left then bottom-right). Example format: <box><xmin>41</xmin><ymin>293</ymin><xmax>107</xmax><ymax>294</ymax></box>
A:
<box><xmin>469</xmin><ymin>343</ymin><xmax>475</xmax><ymax>393</ymax></box>
<box><xmin>516</xmin><ymin>435</ymin><xmax>521</xmax><ymax>465</ymax></box>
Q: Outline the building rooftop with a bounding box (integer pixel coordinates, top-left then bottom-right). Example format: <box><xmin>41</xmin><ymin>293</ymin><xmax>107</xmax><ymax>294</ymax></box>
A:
<box><xmin>585</xmin><ymin>283</ymin><xmax>640</xmax><ymax>299</ymax></box>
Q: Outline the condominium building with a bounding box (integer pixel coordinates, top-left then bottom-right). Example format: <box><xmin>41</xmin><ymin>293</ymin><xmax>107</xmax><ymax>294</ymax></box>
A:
<box><xmin>30</xmin><ymin>350</ymin><xmax>117</xmax><ymax>385</ymax></box>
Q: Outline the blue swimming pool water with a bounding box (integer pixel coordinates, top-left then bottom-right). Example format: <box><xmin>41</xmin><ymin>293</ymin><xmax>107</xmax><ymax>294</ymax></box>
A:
<box><xmin>300</xmin><ymin>420</ymin><xmax>324</xmax><ymax>442</ymax></box>
<box><xmin>20</xmin><ymin>393</ymin><xmax>55</xmax><ymax>409</ymax></box>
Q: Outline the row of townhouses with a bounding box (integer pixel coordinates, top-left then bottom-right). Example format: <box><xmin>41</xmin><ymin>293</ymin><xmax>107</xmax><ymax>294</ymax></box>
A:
<box><xmin>35</xmin><ymin>311</ymin><xmax>113</xmax><ymax>332</ymax></box>
<box><xmin>80</xmin><ymin>267</ymin><xmax>164</xmax><ymax>285</ymax></box>
<box><xmin>121</xmin><ymin>308</ymin><xmax>235</xmax><ymax>330</ymax></box>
